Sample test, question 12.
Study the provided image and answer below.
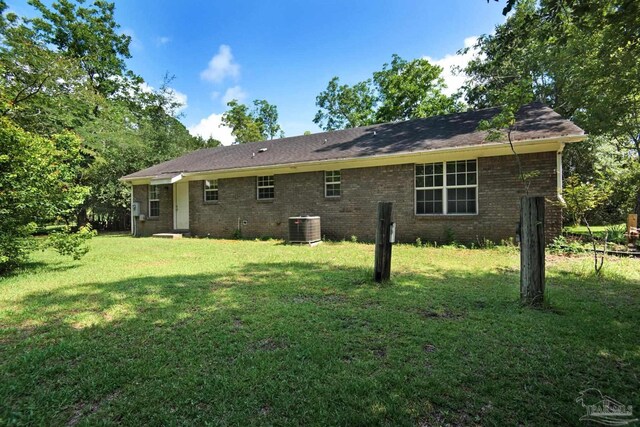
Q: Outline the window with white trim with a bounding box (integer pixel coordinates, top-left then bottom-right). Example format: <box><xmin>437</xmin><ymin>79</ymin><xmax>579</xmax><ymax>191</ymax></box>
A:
<box><xmin>204</xmin><ymin>179</ymin><xmax>218</xmax><ymax>202</ymax></box>
<box><xmin>257</xmin><ymin>176</ymin><xmax>274</xmax><ymax>200</ymax></box>
<box><xmin>149</xmin><ymin>185</ymin><xmax>160</xmax><ymax>217</ymax></box>
<box><xmin>325</xmin><ymin>170</ymin><xmax>341</xmax><ymax>197</ymax></box>
<box><xmin>415</xmin><ymin>160</ymin><xmax>477</xmax><ymax>215</ymax></box>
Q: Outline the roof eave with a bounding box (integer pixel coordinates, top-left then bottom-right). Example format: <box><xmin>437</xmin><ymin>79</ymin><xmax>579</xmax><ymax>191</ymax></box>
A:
<box><xmin>120</xmin><ymin>133</ymin><xmax>585</xmax><ymax>183</ymax></box>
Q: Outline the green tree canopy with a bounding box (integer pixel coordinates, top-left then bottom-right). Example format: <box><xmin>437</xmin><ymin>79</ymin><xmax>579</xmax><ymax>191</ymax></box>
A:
<box><xmin>314</xmin><ymin>55</ymin><xmax>460</xmax><ymax>131</ymax></box>
<box><xmin>0</xmin><ymin>0</ymin><xmax>204</xmax><ymax>270</ymax></box>
<box><xmin>253</xmin><ymin>99</ymin><xmax>284</xmax><ymax>140</ymax></box>
<box><xmin>468</xmin><ymin>0</ymin><xmax>640</xmax><ymax>149</ymax></box>
<box><xmin>373</xmin><ymin>54</ymin><xmax>459</xmax><ymax>123</ymax></box>
<box><xmin>466</xmin><ymin>0</ymin><xmax>640</xmax><ymax>216</ymax></box>
<box><xmin>0</xmin><ymin>118</ymin><xmax>90</xmax><ymax>272</ymax></box>
<box><xmin>27</xmin><ymin>0</ymin><xmax>135</xmax><ymax>96</ymax></box>
<box><xmin>313</xmin><ymin>77</ymin><xmax>376</xmax><ymax>130</ymax></box>
<box><xmin>222</xmin><ymin>99</ymin><xmax>284</xmax><ymax>143</ymax></box>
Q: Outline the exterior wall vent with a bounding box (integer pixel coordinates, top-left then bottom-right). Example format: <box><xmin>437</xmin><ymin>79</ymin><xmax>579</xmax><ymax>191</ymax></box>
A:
<box><xmin>288</xmin><ymin>216</ymin><xmax>321</xmax><ymax>244</ymax></box>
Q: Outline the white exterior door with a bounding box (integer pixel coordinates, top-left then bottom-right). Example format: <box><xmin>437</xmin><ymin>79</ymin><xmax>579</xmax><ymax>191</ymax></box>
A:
<box><xmin>174</xmin><ymin>182</ymin><xmax>189</xmax><ymax>230</ymax></box>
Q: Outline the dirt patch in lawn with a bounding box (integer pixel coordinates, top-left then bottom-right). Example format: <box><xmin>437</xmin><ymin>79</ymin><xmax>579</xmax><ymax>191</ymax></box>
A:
<box><xmin>251</xmin><ymin>338</ymin><xmax>288</xmax><ymax>352</ymax></box>
<box><xmin>67</xmin><ymin>390</ymin><xmax>121</xmax><ymax>426</ymax></box>
<box><xmin>418</xmin><ymin>308</ymin><xmax>464</xmax><ymax>320</ymax></box>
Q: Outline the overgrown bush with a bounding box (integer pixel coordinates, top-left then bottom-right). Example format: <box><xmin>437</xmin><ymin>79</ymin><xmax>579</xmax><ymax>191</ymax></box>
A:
<box><xmin>548</xmin><ymin>235</ymin><xmax>586</xmax><ymax>255</ymax></box>
<box><xmin>0</xmin><ymin>223</ymin><xmax>38</xmax><ymax>274</ymax></box>
<box><xmin>0</xmin><ymin>119</ymin><xmax>90</xmax><ymax>274</ymax></box>
<box><xmin>605</xmin><ymin>224</ymin><xmax>627</xmax><ymax>245</ymax></box>
<box><xmin>443</xmin><ymin>227</ymin><xmax>456</xmax><ymax>245</ymax></box>
<box><xmin>45</xmin><ymin>225</ymin><xmax>97</xmax><ymax>260</ymax></box>
<box><xmin>477</xmin><ymin>237</ymin><xmax>496</xmax><ymax>249</ymax></box>
<box><xmin>563</xmin><ymin>176</ymin><xmax>611</xmax><ymax>226</ymax></box>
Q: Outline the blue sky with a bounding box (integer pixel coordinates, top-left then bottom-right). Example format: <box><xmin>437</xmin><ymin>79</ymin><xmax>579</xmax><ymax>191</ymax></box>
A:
<box><xmin>8</xmin><ymin>0</ymin><xmax>507</xmax><ymax>143</ymax></box>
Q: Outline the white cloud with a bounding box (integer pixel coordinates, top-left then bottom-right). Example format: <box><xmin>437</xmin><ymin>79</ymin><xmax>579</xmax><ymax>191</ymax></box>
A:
<box><xmin>156</xmin><ymin>36</ymin><xmax>171</xmax><ymax>46</ymax></box>
<box><xmin>200</xmin><ymin>44</ymin><xmax>240</xmax><ymax>83</ymax></box>
<box><xmin>188</xmin><ymin>113</ymin><xmax>235</xmax><ymax>145</ymax></box>
<box><xmin>424</xmin><ymin>36</ymin><xmax>480</xmax><ymax>96</ymax></box>
<box><xmin>221</xmin><ymin>85</ymin><xmax>247</xmax><ymax>105</ymax></box>
<box><xmin>138</xmin><ymin>81</ymin><xmax>153</xmax><ymax>93</ymax></box>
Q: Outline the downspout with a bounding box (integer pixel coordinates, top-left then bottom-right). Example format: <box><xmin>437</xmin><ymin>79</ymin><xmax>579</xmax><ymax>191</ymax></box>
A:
<box><xmin>557</xmin><ymin>144</ymin><xmax>565</xmax><ymax>204</ymax></box>
<box><xmin>130</xmin><ymin>183</ymin><xmax>135</xmax><ymax>237</ymax></box>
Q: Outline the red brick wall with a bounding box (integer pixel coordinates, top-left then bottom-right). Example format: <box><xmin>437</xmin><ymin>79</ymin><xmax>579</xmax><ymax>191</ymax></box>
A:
<box><xmin>132</xmin><ymin>151</ymin><xmax>562</xmax><ymax>243</ymax></box>
<box><xmin>132</xmin><ymin>184</ymin><xmax>173</xmax><ymax>236</ymax></box>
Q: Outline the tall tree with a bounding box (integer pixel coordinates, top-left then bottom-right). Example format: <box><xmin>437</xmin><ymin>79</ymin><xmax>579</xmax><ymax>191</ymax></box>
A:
<box><xmin>0</xmin><ymin>0</ymin><xmax>204</xmax><ymax>251</ymax></box>
<box><xmin>0</xmin><ymin>118</ymin><xmax>91</xmax><ymax>273</ymax></box>
<box><xmin>222</xmin><ymin>99</ymin><xmax>285</xmax><ymax>143</ymax></box>
<box><xmin>27</xmin><ymin>0</ymin><xmax>135</xmax><ymax>96</ymax></box>
<box><xmin>222</xmin><ymin>100</ymin><xmax>263</xmax><ymax>143</ymax></box>
<box><xmin>374</xmin><ymin>55</ymin><xmax>459</xmax><ymax>123</ymax></box>
<box><xmin>253</xmin><ymin>99</ymin><xmax>283</xmax><ymax>140</ymax></box>
<box><xmin>314</xmin><ymin>77</ymin><xmax>376</xmax><ymax>131</ymax></box>
<box><xmin>467</xmin><ymin>0</ymin><xmax>640</xmax><ymax>216</ymax></box>
<box><xmin>0</xmin><ymin>7</ymin><xmax>96</xmax><ymax>135</ymax></box>
<box><xmin>314</xmin><ymin>55</ymin><xmax>460</xmax><ymax>131</ymax></box>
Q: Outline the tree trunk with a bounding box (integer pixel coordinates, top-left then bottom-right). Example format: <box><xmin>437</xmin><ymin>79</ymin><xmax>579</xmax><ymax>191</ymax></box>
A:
<box><xmin>75</xmin><ymin>206</ymin><xmax>89</xmax><ymax>229</ymax></box>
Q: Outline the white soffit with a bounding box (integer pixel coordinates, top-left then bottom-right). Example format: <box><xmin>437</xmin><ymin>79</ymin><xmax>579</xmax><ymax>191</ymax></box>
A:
<box><xmin>150</xmin><ymin>173</ymin><xmax>183</xmax><ymax>185</ymax></box>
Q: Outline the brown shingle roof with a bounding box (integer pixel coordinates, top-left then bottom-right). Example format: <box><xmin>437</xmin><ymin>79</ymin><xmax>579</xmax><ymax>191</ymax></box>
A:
<box><xmin>122</xmin><ymin>102</ymin><xmax>584</xmax><ymax>180</ymax></box>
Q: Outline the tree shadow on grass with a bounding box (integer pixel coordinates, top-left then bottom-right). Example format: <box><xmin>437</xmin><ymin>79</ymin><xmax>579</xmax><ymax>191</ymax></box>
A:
<box><xmin>2</xmin><ymin>261</ymin><xmax>639</xmax><ymax>426</ymax></box>
<box><xmin>3</xmin><ymin>260</ymin><xmax>79</xmax><ymax>278</ymax></box>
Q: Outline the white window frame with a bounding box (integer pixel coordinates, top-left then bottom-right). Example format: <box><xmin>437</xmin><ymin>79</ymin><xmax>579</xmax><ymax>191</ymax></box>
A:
<box><xmin>149</xmin><ymin>185</ymin><xmax>160</xmax><ymax>217</ymax></box>
<box><xmin>204</xmin><ymin>179</ymin><xmax>219</xmax><ymax>202</ymax></box>
<box><xmin>324</xmin><ymin>170</ymin><xmax>341</xmax><ymax>198</ymax></box>
<box><xmin>415</xmin><ymin>160</ymin><xmax>478</xmax><ymax>216</ymax></box>
<box><xmin>256</xmin><ymin>175</ymin><xmax>275</xmax><ymax>200</ymax></box>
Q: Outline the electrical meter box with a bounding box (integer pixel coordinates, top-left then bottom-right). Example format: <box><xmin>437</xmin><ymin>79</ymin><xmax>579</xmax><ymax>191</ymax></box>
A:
<box><xmin>132</xmin><ymin>201</ymin><xmax>141</xmax><ymax>217</ymax></box>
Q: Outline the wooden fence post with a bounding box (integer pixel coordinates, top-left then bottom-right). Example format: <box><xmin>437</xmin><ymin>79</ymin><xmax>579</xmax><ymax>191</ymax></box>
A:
<box><xmin>374</xmin><ymin>202</ymin><xmax>393</xmax><ymax>282</ymax></box>
<box><xmin>627</xmin><ymin>213</ymin><xmax>638</xmax><ymax>248</ymax></box>
<box><xmin>520</xmin><ymin>196</ymin><xmax>545</xmax><ymax>305</ymax></box>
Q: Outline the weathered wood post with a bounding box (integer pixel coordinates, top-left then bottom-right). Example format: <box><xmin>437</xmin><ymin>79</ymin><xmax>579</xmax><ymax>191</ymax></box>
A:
<box><xmin>627</xmin><ymin>213</ymin><xmax>638</xmax><ymax>248</ymax></box>
<box><xmin>520</xmin><ymin>196</ymin><xmax>545</xmax><ymax>305</ymax></box>
<box><xmin>374</xmin><ymin>202</ymin><xmax>394</xmax><ymax>282</ymax></box>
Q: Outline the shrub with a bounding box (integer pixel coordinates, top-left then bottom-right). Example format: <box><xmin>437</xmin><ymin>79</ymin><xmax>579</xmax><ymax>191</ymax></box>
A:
<box><xmin>500</xmin><ymin>237</ymin><xmax>517</xmax><ymax>247</ymax></box>
<box><xmin>443</xmin><ymin>227</ymin><xmax>456</xmax><ymax>245</ymax></box>
<box><xmin>563</xmin><ymin>176</ymin><xmax>611</xmax><ymax>226</ymax></box>
<box><xmin>605</xmin><ymin>224</ymin><xmax>627</xmax><ymax>245</ymax></box>
<box><xmin>0</xmin><ymin>223</ymin><xmax>38</xmax><ymax>274</ymax></box>
<box><xmin>0</xmin><ymin>120</ymin><xmax>89</xmax><ymax>273</ymax></box>
<box><xmin>477</xmin><ymin>237</ymin><xmax>496</xmax><ymax>249</ymax></box>
<box><xmin>46</xmin><ymin>225</ymin><xmax>97</xmax><ymax>260</ymax></box>
<box><xmin>548</xmin><ymin>235</ymin><xmax>586</xmax><ymax>255</ymax></box>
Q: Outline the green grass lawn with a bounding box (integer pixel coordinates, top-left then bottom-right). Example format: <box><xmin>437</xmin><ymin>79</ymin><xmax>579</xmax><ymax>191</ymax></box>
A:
<box><xmin>1</xmin><ymin>236</ymin><xmax>639</xmax><ymax>426</ymax></box>
<box><xmin>563</xmin><ymin>223</ymin><xmax>625</xmax><ymax>237</ymax></box>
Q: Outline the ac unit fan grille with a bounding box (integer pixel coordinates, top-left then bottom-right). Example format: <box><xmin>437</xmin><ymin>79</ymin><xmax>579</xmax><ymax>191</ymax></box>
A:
<box><xmin>288</xmin><ymin>216</ymin><xmax>321</xmax><ymax>243</ymax></box>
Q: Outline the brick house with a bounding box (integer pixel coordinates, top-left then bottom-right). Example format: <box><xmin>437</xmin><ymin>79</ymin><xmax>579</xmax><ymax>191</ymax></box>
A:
<box><xmin>120</xmin><ymin>103</ymin><xmax>585</xmax><ymax>243</ymax></box>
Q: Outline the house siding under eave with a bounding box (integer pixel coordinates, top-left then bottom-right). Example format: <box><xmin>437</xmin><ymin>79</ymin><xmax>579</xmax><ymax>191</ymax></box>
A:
<box><xmin>131</xmin><ymin>151</ymin><xmax>561</xmax><ymax>244</ymax></box>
